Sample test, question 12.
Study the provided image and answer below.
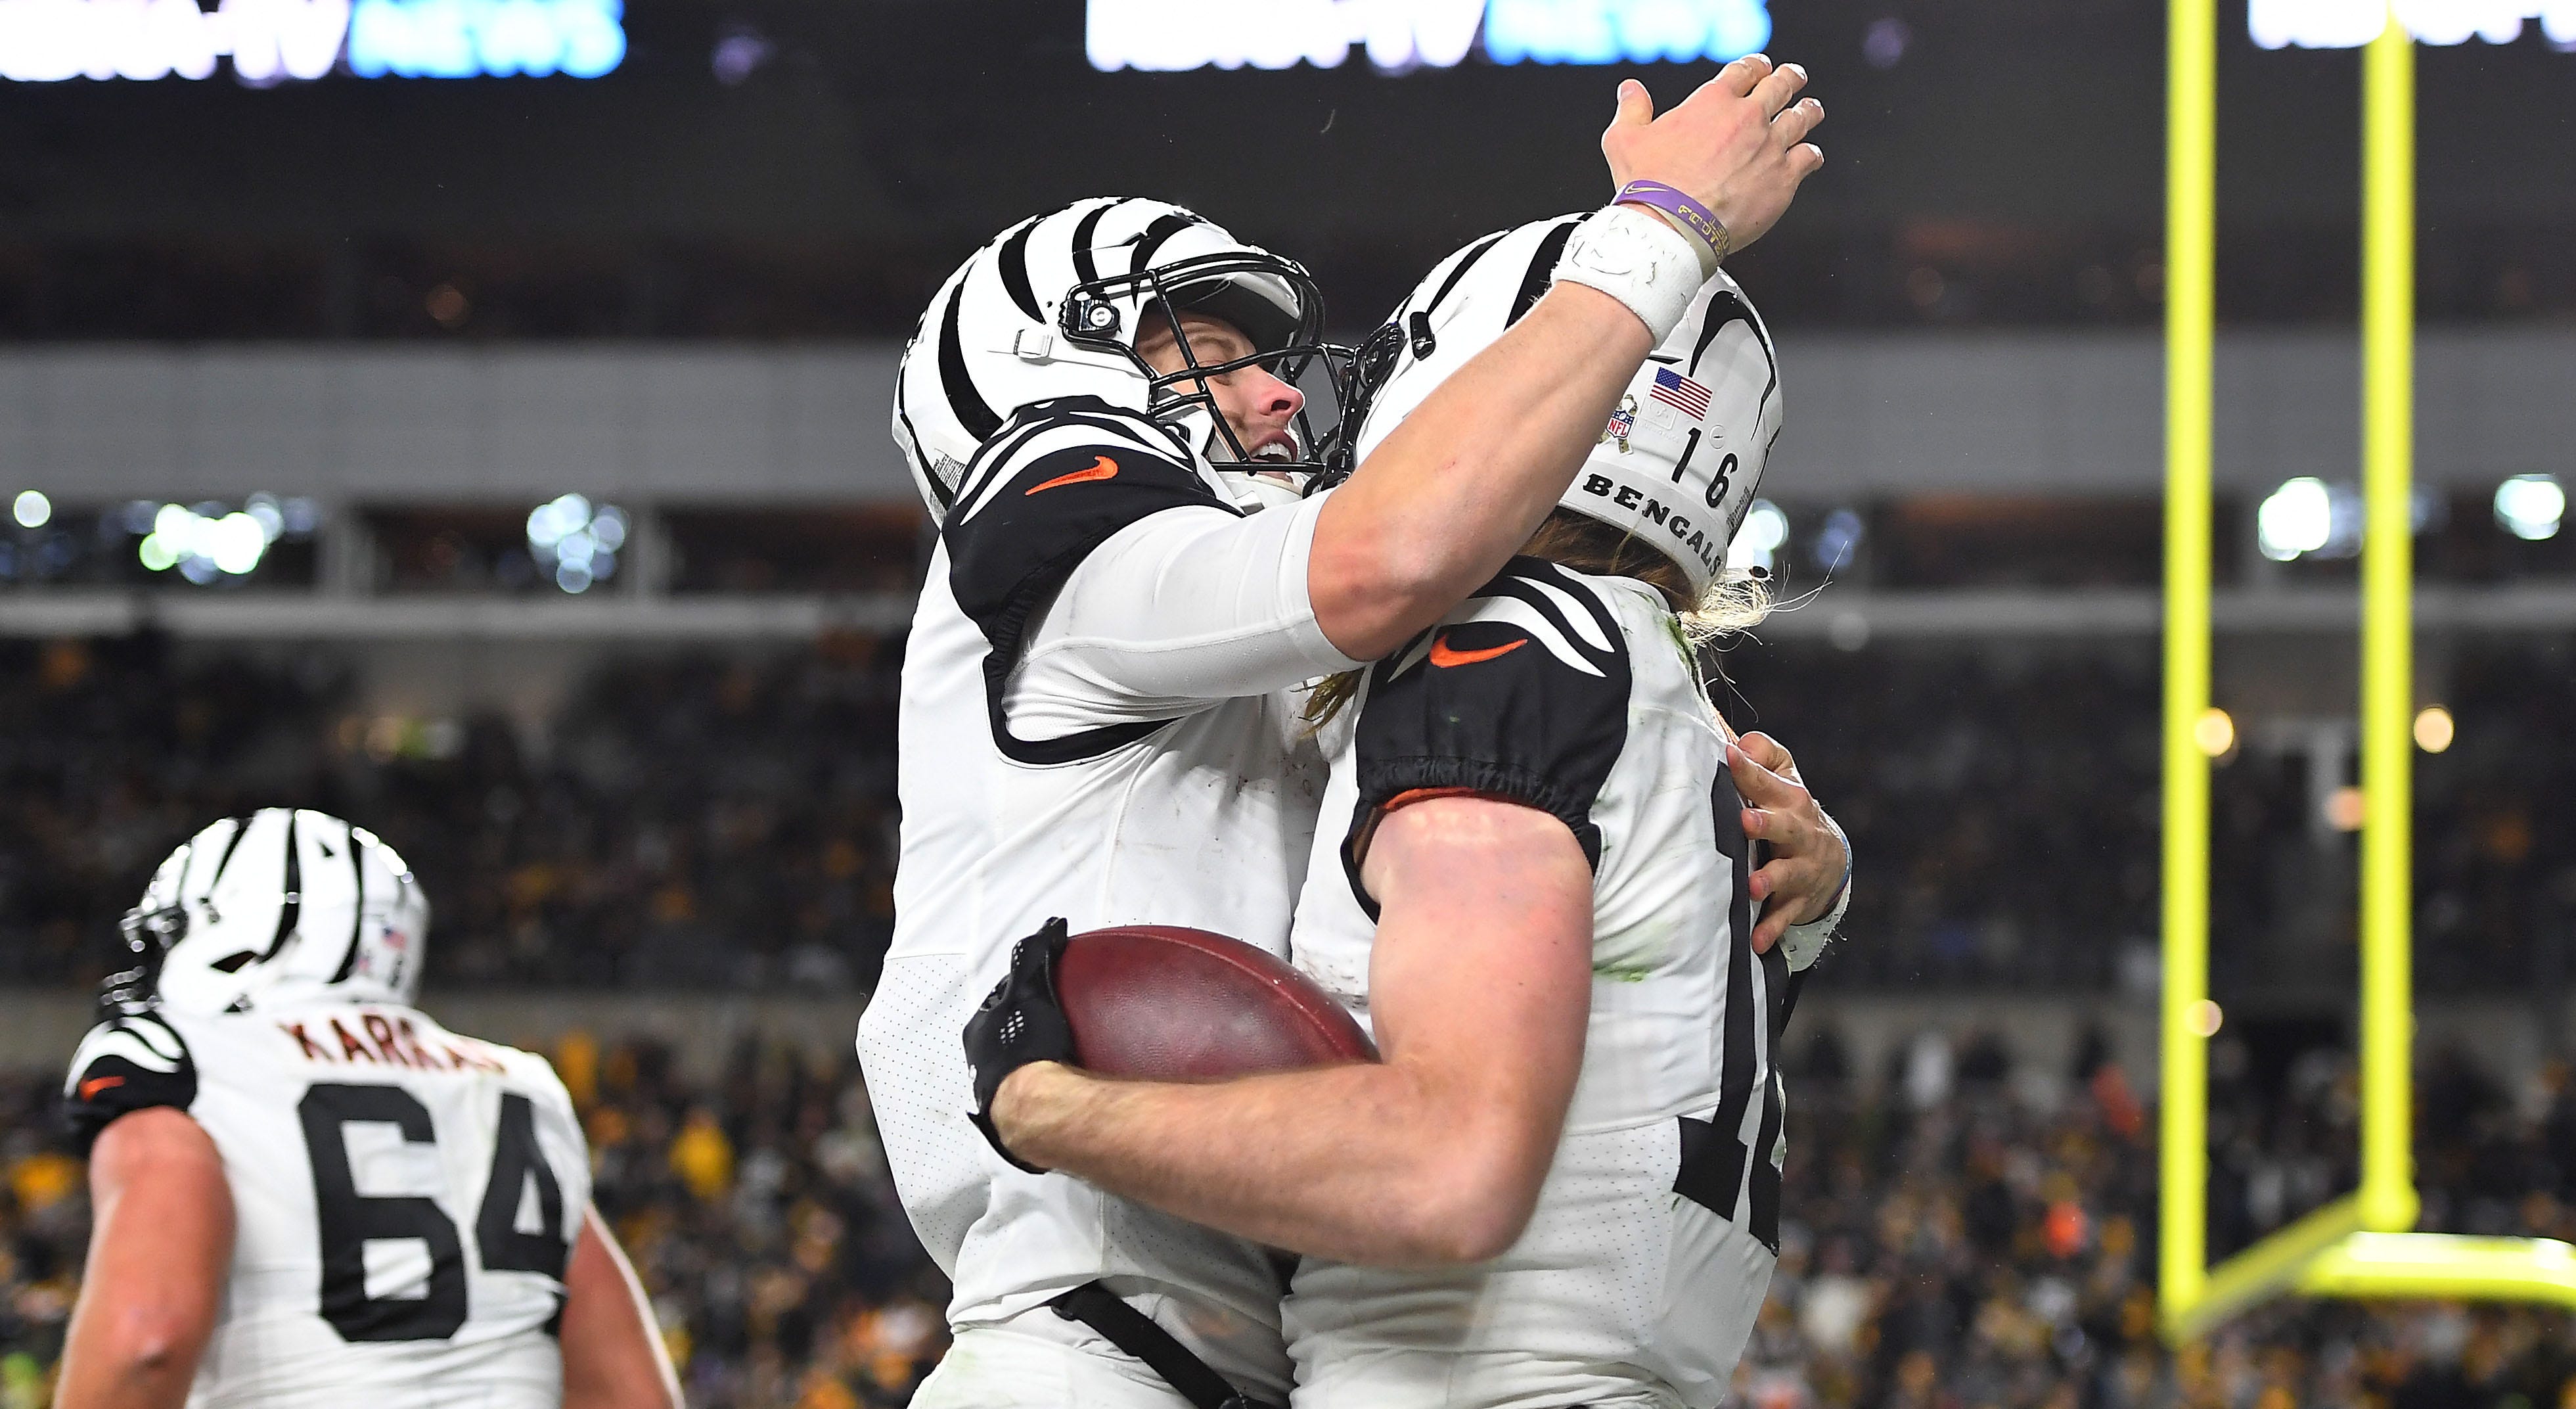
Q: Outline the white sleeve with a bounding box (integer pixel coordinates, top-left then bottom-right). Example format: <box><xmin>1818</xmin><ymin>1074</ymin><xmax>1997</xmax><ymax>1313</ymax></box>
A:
<box><xmin>1001</xmin><ymin>488</ymin><xmax>1363</xmax><ymax>737</ymax></box>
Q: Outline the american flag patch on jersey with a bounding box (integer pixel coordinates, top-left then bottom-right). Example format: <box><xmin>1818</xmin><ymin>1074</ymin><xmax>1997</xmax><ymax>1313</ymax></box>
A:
<box><xmin>1650</xmin><ymin>366</ymin><xmax>1711</xmax><ymax>419</ymax></box>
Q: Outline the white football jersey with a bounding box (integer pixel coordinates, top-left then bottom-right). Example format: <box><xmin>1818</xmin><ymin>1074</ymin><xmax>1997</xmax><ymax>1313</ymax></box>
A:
<box><xmin>1282</xmin><ymin>559</ymin><xmax>1788</xmax><ymax>1409</ymax></box>
<box><xmin>64</xmin><ymin>1000</ymin><xmax>590</xmax><ymax>1409</ymax></box>
<box><xmin>857</xmin><ymin>396</ymin><xmax>1354</xmax><ymax>1400</ymax></box>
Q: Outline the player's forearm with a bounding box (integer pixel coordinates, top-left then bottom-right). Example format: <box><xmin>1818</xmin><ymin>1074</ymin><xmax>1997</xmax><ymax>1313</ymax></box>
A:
<box><xmin>53</xmin><ymin>1345</ymin><xmax>199</xmax><ymax>1409</ymax></box>
<box><xmin>999</xmin><ymin>1059</ymin><xmax>1535</xmax><ymax>1266</ymax></box>
<box><xmin>1309</xmin><ymin>283</ymin><xmax>1654</xmax><ymax>659</ymax></box>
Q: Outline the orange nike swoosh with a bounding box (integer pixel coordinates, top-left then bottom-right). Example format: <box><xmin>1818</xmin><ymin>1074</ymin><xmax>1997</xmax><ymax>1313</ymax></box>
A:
<box><xmin>78</xmin><ymin>1075</ymin><xmax>125</xmax><ymax>1100</ymax></box>
<box><xmin>1428</xmin><ymin>634</ymin><xmax>1526</xmax><ymax>668</ymax></box>
<box><xmin>1026</xmin><ymin>455</ymin><xmax>1120</xmax><ymax>495</ymax></box>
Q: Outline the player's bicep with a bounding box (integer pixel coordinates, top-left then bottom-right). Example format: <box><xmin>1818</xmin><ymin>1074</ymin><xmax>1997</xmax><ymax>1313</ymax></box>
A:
<box><xmin>72</xmin><ymin>1109</ymin><xmax>231</xmax><ymax>1364</ymax></box>
<box><xmin>1360</xmin><ymin>797</ymin><xmax>1592</xmax><ymax>1207</ymax></box>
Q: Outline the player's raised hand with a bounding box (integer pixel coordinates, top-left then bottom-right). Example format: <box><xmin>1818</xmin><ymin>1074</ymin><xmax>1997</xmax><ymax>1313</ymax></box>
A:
<box><xmin>1601</xmin><ymin>57</ymin><xmax>1825</xmax><ymax>251</ymax></box>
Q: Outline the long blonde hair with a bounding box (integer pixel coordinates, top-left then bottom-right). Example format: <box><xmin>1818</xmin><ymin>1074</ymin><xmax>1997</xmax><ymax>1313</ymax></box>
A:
<box><xmin>1301</xmin><ymin>508</ymin><xmax>1769</xmax><ymax>726</ymax></box>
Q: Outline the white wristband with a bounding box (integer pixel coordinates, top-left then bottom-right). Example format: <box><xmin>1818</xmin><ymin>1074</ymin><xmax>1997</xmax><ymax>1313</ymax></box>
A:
<box><xmin>1550</xmin><ymin>203</ymin><xmax>1708</xmax><ymax>342</ymax></box>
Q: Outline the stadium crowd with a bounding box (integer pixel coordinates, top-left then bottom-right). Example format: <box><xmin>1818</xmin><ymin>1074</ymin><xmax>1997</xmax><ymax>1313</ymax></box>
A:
<box><xmin>3</xmin><ymin>632</ymin><xmax>2571</xmax><ymax>996</ymax></box>
<box><xmin>8</xmin><ymin>1025</ymin><xmax>2576</xmax><ymax>1406</ymax></box>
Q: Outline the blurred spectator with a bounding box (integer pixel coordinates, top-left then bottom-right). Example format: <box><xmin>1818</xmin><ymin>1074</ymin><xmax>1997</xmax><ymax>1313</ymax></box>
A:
<box><xmin>0</xmin><ymin>632</ymin><xmax>2568</xmax><ymax>994</ymax></box>
<box><xmin>0</xmin><ymin>634</ymin><xmax>902</xmax><ymax>992</ymax></box>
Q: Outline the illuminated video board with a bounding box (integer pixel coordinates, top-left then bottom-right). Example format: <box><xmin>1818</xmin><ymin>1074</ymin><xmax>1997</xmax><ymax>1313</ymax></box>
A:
<box><xmin>0</xmin><ymin>0</ymin><xmax>623</xmax><ymax>82</ymax></box>
<box><xmin>1087</xmin><ymin>0</ymin><xmax>1774</xmax><ymax>73</ymax></box>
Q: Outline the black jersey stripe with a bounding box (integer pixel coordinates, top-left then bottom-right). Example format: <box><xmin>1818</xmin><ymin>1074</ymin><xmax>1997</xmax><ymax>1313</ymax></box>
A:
<box><xmin>1506</xmin><ymin>218</ymin><xmax>1582</xmax><ymax>328</ymax></box>
<box><xmin>997</xmin><ymin>216</ymin><xmax>1045</xmax><ymax>323</ymax></box>
<box><xmin>937</xmin><ymin>279</ymin><xmax>1004</xmax><ymax>444</ymax></box>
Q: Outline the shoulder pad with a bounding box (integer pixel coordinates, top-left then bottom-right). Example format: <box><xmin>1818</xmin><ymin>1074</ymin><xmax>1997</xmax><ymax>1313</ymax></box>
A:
<box><xmin>62</xmin><ymin>1008</ymin><xmax>198</xmax><ymax>1153</ymax></box>
<box><xmin>941</xmin><ymin>400</ymin><xmax>1228</xmax><ymax>766</ymax></box>
<box><xmin>1344</xmin><ymin>558</ymin><xmax>1633</xmax><ymax>891</ymax></box>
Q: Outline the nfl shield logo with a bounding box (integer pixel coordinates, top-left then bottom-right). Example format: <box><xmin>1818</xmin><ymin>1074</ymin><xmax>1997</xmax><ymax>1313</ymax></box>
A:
<box><xmin>1600</xmin><ymin>395</ymin><xmax>1638</xmax><ymax>451</ymax></box>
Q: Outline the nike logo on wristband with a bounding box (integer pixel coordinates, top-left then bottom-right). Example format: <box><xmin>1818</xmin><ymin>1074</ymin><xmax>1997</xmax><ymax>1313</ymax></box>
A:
<box><xmin>1428</xmin><ymin>634</ymin><xmax>1526</xmax><ymax>668</ymax></box>
<box><xmin>1026</xmin><ymin>456</ymin><xmax>1120</xmax><ymax>495</ymax></box>
<box><xmin>78</xmin><ymin>1075</ymin><xmax>125</xmax><ymax>1100</ymax></box>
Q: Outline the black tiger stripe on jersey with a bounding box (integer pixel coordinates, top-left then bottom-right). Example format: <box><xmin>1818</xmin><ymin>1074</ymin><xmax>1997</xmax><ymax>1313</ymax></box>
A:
<box><xmin>62</xmin><ymin>1008</ymin><xmax>198</xmax><ymax>1154</ymax></box>
<box><xmin>1340</xmin><ymin>557</ymin><xmax>1631</xmax><ymax>915</ymax></box>
<box><xmin>953</xmin><ymin>398</ymin><xmax>1188</xmax><ymax>511</ymax></box>
<box><xmin>944</xmin><ymin>399</ymin><xmax>1232</xmax><ymax>766</ymax></box>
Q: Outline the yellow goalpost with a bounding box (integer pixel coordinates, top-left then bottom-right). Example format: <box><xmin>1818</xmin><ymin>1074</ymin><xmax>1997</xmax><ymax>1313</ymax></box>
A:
<box><xmin>2158</xmin><ymin>0</ymin><xmax>2576</xmax><ymax>1339</ymax></box>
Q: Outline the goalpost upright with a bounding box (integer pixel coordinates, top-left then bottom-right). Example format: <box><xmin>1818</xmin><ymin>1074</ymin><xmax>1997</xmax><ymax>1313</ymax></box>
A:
<box><xmin>2159</xmin><ymin>5</ymin><xmax>2576</xmax><ymax>1339</ymax></box>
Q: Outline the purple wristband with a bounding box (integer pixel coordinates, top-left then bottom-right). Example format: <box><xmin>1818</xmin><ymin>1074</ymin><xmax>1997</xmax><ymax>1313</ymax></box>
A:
<box><xmin>1613</xmin><ymin>180</ymin><xmax>1730</xmax><ymax>268</ymax></box>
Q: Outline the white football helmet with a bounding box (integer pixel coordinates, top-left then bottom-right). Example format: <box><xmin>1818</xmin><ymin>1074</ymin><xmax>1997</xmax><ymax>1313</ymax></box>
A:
<box><xmin>892</xmin><ymin>196</ymin><xmax>1353</xmax><ymax>520</ymax></box>
<box><xmin>1343</xmin><ymin>214</ymin><xmax>1784</xmax><ymax>596</ymax></box>
<box><xmin>108</xmin><ymin>808</ymin><xmax>430</xmax><ymax>1016</ymax></box>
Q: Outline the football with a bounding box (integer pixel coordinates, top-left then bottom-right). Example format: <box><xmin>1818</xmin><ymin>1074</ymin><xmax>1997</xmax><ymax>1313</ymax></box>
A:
<box><xmin>1054</xmin><ymin>925</ymin><xmax>1378</xmax><ymax>1080</ymax></box>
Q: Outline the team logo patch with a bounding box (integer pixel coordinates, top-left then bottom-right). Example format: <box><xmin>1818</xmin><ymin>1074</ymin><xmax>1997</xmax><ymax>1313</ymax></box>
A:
<box><xmin>1650</xmin><ymin>367</ymin><xmax>1711</xmax><ymax>419</ymax></box>
<box><xmin>1599</xmin><ymin>395</ymin><xmax>1637</xmax><ymax>452</ymax></box>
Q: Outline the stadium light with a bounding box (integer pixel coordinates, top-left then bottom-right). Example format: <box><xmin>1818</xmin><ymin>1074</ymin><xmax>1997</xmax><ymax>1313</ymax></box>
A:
<box><xmin>2192</xmin><ymin>706</ymin><xmax>2235</xmax><ymax>758</ymax></box>
<box><xmin>135</xmin><ymin>500</ymin><xmax>274</xmax><ymax>580</ymax></box>
<box><xmin>2412</xmin><ymin>704</ymin><xmax>2454</xmax><ymax>753</ymax></box>
<box><xmin>11</xmin><ymin>489</ymin><xmax>47</xmax><ymax>528</ymax></box>
<box><xmin>2494</xmin><ymin>473</ymin><xmax>2565</xmax><ymax>540</ymax></box>
<box><xmin>526</xmin><ymin>493</ymin><xmax>624</xmax><ymax>593</ymax></box>
<box><xmin>1728</xmin><ymin>499</ymin><xmax>1786</xmax><ymax>574</ymax></box>
<box><xmin>2256</xmin><ymin>476</ymin><xmax>2334</xmax><ymax>559</ymax></box>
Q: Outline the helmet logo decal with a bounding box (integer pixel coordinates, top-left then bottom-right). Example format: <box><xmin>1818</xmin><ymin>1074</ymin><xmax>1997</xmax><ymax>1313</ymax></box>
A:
<box><xmin>1026</xmin><ymin>455</ymin><xmax>1121</xmax><ymax>495</ymax></box>
<box><xmin>1600</xmin><ymin>394</ymin><xmax>1638</xmax><ymax>452</ymax></box>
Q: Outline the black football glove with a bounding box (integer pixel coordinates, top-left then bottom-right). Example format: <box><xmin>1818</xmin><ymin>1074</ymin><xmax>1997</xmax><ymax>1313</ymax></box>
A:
<box><xmin>964</xmin><ymin>916</ymin><xmax>1078</xmax><ymax>1174</ymax></box>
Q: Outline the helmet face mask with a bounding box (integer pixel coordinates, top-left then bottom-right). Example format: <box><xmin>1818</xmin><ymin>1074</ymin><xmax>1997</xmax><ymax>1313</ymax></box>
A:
<box><xmin>1060</xmin><ymin>249</ymin><xmax>1353</xmax><ymax>483</ymax></box>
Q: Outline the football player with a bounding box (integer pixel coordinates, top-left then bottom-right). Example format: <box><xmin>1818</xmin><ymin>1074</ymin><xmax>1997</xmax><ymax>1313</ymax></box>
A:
<box><xmin>56</xmin><ymin>809</ymin><xmax>681</xmax><ymax>1409</ymax></box>
<box><xmin>861</xmin><ymin>58</ymin><xmax>1828</xmax><ymax>1409</ymax></box>
<box><xmin>968</xmin><ymin>221</ymin><xmax>1845</xmax><ymax>1408</ymax></box>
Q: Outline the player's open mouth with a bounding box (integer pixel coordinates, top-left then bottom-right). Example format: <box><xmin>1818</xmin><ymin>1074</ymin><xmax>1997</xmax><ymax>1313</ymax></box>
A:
<box><xmin>1248</xmin><ymin>438</ymin><xmax>1297</xmax><ymax>464</ymax></box>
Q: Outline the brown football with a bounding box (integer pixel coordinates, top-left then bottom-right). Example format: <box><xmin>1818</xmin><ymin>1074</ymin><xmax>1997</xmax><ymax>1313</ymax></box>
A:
<box><xmin>1054</xmin><ymin>925</ymin><xmax>1378</xmax><ymax>1080</ymax></box>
